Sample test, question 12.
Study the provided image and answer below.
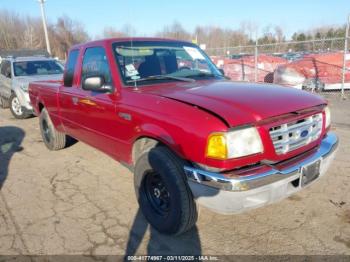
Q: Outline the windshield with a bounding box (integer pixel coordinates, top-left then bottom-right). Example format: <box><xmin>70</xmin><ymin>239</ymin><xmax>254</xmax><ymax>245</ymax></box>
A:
<box><xmin>113</xmin><ymin>41</ymin><xmax>223</xmax><ymax>86</ymax></box>
<box><xmin>13</xmin><ymin>60</ymin><xmax>64</xmax><ymax>77</ymax></box>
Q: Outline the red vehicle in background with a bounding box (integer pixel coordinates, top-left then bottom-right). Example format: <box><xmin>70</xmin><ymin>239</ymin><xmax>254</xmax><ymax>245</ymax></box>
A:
<box><xmin>212</xmin><ymin>54</ymin><xmax>287</xmax><ymax>82</ymax></box>
<box><xmin>274</xmin><ymin>52</ymin><xmax>350</xmax><ymax>91</ymax></box>
<box><xmin>29</xmin><ymin>38</ymin><xmax>338</xmax><ymax>235</ymax></box>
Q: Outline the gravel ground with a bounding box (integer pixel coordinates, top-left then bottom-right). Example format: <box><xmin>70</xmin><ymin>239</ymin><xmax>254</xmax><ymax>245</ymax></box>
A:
<box><xmin>0</xmin><ymin>94</ymin><xmax>349</xmax><ymax>259</ymax></box>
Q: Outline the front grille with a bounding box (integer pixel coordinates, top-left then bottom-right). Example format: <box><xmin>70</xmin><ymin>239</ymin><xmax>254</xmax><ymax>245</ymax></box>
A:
<box><xmin>269</xmin><ymin>113</ymin><xmax>323</xmax><ymax>155</ymax></box>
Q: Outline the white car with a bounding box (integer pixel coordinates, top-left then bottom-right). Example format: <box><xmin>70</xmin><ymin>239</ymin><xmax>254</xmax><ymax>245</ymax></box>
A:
<box><xmin>0</xmin><ymin>55</ymin><xmax>63</xmax><ymax>119</ymax></box>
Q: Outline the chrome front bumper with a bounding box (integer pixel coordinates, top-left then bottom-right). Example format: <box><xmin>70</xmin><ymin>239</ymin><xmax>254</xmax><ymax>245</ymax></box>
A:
<box><xmin>184</xmin><ymin>132</ymin><xmax>338</xmax><ymax>214</ymax></box>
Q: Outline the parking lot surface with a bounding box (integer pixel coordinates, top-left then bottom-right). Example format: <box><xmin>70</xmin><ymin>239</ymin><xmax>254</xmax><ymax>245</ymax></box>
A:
<box><xmin>0</xmin><ymin>95</ymin><xmax>349</xmax><ymax>257</ymax></box>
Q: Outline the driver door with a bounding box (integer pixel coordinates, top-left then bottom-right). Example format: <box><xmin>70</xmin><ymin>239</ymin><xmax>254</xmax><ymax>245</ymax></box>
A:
<box><xmin>73</xmin><ymin>46</ymin><xmax>120</xmax><ymax>158</ymax></box>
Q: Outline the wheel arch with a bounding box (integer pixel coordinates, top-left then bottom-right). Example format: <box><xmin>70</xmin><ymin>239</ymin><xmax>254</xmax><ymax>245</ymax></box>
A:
<box><xmin>38</xmin><ymin>101</ymin><xmax>45</xmax><ymax>112</ymax></box>
<box><xmin>130</xmin><ymin>122</ymin><xmax>191</xmax><ymax>166</ymax></box>
<box><xmin>131</xmin><ymin>135</ymin><xmax>184</xmax><ymax>166</ymax></box>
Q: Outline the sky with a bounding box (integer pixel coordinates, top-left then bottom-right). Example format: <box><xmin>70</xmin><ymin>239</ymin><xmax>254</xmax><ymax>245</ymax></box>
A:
<box><xmin>0</xmin><ymin>0</ymin><xmax>349</xmax><ymax>39</ymax></box>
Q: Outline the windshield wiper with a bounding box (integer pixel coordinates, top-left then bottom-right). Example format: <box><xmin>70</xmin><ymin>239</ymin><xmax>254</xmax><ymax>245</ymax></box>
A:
<box><xmin>185</xmin><ymin>72</ymin><xmax>229</xmax><ymax>80</ymax></box>
<box><xmin>184</xmin><ymin>72</ymin><xmax>219</xmax><ymax>78</ymax></box>
<box><xmin>126</xmin><ymin>74</ymin><xmax>195</xmax><ymax>84</ymax></box>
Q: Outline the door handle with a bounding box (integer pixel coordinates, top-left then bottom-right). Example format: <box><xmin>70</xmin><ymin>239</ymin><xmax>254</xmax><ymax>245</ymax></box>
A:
<box><xmin>71</xmin><ymin>96</ymin><xmax>96</xmax><ymax>106</ymax></box>
<box><xmin>79</xmin><ymin>98</ymin><xmax>97</xmax><ymax>106</ymax></box>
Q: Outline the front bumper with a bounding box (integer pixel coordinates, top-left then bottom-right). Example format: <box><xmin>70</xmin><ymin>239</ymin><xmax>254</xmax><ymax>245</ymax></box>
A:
<box><xmin>184</xmin><ymin>132</ymin><xmax>338</xmax><ymax>214</ymax></box>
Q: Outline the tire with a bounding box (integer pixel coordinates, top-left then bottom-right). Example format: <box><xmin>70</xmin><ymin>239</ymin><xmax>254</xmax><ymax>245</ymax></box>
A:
<box><xmin>39</xmin><ymin>108</ymin><xmax>66</xmax><ymax>150</ymax></box>
<box><xmin>9</xmin><ymin>93</ymin><xmax>30</xmax><ymax>119</ymax></box>
<box><xmin>134</xmin><ymin>146</ymin><xmax>197</xmax><ymax>235</ymax></box>
<box><xmin>0</xmin><ymin>96</ymin><xmax>10</xmax><ymax>109</ymax></box>
<box><xmin>264</xmin><ymin>72</ymin><xmax>274</xmax><ymax>83</ymax></box>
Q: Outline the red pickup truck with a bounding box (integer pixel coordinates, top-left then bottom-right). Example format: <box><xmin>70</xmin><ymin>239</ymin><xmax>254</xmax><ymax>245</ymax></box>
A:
<box><xmin>29</xmin><ymin>38</ymin><xmax>338</xmax><ymax>235</ymax></box>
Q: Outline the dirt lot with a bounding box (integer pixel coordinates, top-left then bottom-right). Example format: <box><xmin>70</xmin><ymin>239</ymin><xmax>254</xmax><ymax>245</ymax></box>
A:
<box><xmin>0</xmin><ymin>94</ymin><xmax>349</xmax><ymax>258</ymax></box>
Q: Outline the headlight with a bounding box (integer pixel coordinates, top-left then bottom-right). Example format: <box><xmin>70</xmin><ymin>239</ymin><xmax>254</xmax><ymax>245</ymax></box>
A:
<box><xmin>20</xmin><ymin>83</ymin><xmax>28</xmax><ymax>92</ymax></box>
<box><xmin>324</xmin><ymin>106</ymin><xmax>331</xmax><ymax>129</ymax></box>
<box><xmin>206</xmin><ymin>127</ymin><xmax>263</xmax><ymax>160</ymax></box>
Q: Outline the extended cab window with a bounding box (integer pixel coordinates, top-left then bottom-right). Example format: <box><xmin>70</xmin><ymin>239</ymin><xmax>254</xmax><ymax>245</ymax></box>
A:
<box><xmin>81</xmin><ymin>47</ymin><xmax>112</xmax><ymax>85</ymax></box>
<box><xmin>64</xmin><ymin>49</ymin><xmax>79</xmax><ymax>87</ymax></box>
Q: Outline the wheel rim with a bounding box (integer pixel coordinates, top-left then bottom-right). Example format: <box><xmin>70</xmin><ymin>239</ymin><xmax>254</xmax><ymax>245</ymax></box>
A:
<box><xmin>11</xmin><ymin>97</ymin><xmax>22</xmax><ymax>115</ymax></box>
<box><xmin>42</xmin><ymin>119</ymin><xmax>51</xmax><ymax>143</ymax></box>
<box><xmin>143</xmin><ymin>171</ymin><xmax>170</xmax><ymax>216</ymax></box>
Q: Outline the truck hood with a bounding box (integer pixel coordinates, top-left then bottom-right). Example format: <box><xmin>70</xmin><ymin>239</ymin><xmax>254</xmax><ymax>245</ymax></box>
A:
<box><xmin>146</xmin><ymin>80</ymin><xmax>326</xmax><ymax>127</ymax></box>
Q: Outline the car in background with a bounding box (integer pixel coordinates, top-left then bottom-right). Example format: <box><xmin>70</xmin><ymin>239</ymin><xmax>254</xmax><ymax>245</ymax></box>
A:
<box><xmin>229</xmin><ymin>53</ymin><xmax>251</xmax><ymax>60</ymax></box>
<box><xmin>0</xmin><ymin>54</ymin><xmax>64</xmax><ymax>118</ymax></box>
<box><xmin>281</xmin><ymin>52</ymin><xmax>305</xmax><ymax>62</ymax></box>
<box><xmin>273</xmin><ymin>52</ymin><xmax>350</xmax><ymax>91</ymax></box>
<box><xmin>212</xmin><ymin>54</ymin><xmax>287</xmax><ymax>83</ymax></box>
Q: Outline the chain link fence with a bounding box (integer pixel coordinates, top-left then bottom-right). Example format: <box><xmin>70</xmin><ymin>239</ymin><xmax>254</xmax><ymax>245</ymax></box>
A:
<box><xmin>207</xmin><ymin>36</ymin><xmax>350</xmax><ymax>98</ymax></box>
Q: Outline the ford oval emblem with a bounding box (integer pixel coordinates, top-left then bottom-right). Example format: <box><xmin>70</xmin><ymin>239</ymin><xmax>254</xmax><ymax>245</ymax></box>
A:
<box><xmin>301</xmin><ymin>130</ymin><xmax>309</xmax><ymax>138</ymax></box>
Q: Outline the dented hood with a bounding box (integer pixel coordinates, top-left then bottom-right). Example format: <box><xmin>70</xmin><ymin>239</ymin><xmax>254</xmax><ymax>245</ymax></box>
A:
<box><xmin>145</xmin><ymin>80</ymin><xmax>326</xmax><ymax>127</ymax></box>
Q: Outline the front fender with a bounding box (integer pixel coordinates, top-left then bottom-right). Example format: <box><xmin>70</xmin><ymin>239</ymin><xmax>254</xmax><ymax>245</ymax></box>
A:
<box><xmin>12</xmin><ymin>82</ymin><xmax>32</xmax><ymax>110</ymax></box>
<box><xmin>134</xmin><ymin>123</ymin><xmax>182</xmax><ymax>156</ymax></box>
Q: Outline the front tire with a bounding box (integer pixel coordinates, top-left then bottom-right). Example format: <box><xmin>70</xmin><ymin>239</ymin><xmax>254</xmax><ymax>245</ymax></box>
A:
<box><xmin>9</xmin><ymin>93</ymin><xmax>30</xmax><ymax>119</ymax></box>
<box><xmin>39</xmin><ymin>108</ymin><xmax>66</xmax><ymax>150</ymax></box>
<box><xmin>134</xmin><ymin>146</ymin><xmax>197</xmax><ymax>235</ymax></box>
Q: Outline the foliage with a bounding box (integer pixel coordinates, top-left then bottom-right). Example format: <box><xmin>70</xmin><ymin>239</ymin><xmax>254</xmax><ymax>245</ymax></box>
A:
<box><xmin>0</xmin><ymin>9</ymin><xmax>348</xmax><ymax>59</ymax></box>
<box><xmin>0</xmin><ymin>10</ymin><xmax>89</xmax><ymax>59</ymax></box>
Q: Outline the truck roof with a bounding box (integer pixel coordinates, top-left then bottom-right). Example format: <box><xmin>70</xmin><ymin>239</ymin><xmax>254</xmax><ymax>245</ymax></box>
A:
<box><xmin>70</xmin><ymin>37</ymin><xmax>194</xmax><ymax>50</ymax></box>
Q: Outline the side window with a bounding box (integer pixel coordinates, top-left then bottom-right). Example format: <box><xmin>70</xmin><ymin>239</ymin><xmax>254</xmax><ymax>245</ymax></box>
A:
<box><xmin>0</xmin><ymin>61</ymin><xmax>11</xmax><ymax>78</ymax></box>
<box><xmin>81</xmin><ymin>47</ymin><xmax>112</xmax><ymax>85</ymax></box>
<box><xmin>64</xmin><ymin>49</ymin><xmax>79</xmax><ymax>87</ymax></box>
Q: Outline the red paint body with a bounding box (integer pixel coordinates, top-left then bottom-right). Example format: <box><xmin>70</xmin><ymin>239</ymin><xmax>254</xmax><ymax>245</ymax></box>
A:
<box><xmin>29</xmin><ymin>38</ymin><xmax>327</xmax><ymax>171</ymax></box>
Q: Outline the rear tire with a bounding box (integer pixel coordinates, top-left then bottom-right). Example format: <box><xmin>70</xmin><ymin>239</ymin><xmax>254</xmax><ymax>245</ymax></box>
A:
<box><xmin>134</xmin><ymin>146</ymin><xmax>197</xmax><ymax>235</ymax></box>
<box><xmin>9</xmin><ymin>93</ymin><xmax>30</xmax><ymax>119</ymax></box>
<box><xmin>39</xmin><ymin>108</ymin><xmax>66</xmax><ymax>150</ymax></box>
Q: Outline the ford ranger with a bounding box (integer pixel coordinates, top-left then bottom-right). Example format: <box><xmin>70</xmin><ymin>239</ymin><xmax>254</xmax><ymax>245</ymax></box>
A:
<box><xmin>28</xmin><ymin>38</ymin><xmax>338</xmax><ymax>235</ymax></box>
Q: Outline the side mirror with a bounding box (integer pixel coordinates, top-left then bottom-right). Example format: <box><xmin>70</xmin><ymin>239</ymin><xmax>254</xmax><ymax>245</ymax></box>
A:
<box><xmin>218</xmin><ymin>68</ymin><xmax>225</xmax><ymax>76</ymax></box>
<box><xmin>82</xmin><ymin>76</ymin><xmax>112</xmax><ymax>93</ymax></box>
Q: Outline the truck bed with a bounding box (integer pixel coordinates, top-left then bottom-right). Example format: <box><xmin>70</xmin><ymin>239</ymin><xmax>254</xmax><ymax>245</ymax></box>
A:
<box><xmin>29</xmin><ymin>80</ymin><xmax>62</xmax><ymax>117</ymax></box>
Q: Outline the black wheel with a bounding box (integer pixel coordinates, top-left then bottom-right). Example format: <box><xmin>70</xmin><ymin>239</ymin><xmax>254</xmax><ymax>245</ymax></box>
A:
<box><xmin>0</xmin><ymin>96</ymin><xmax>10</xmax><ymax>109</ymax></box>
<box><xmin>143</xmin><ymin>171</ymin><xmax>171</xmax><ymax>216</ymax></box>
<box><xmin>39</xmin><ymin>108</ymin><xmax>66</xmax><ymax>150</ymax></box>
<box><xmin>9</xmin><ymin>93</ymin><xmax>30</xmax><ymax>119</ymax></box>
<box><xmin>134</xmin><ymin>146</ymin><xmax>197</xmax><ymax>235</ymax></box>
